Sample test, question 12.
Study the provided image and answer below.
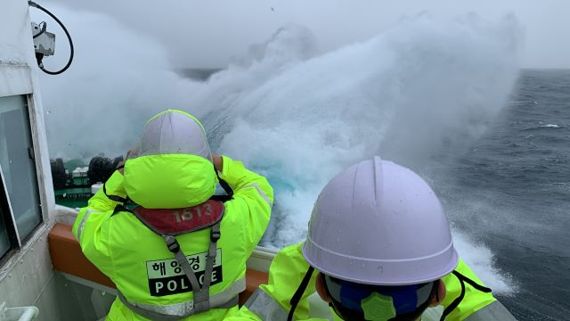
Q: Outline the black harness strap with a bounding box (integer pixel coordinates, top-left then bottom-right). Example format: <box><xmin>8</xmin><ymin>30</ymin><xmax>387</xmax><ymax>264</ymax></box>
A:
<box><xmin>214</xmin><ymin>165</ymin><xmax>234</xmax><ymax>202</ymax></box>
<box><xmin>287</xmin><ymin>266</ymin><xmax>315</xmax><ymax>321</ymax></box>
<box><xmin>102</xmin><ymin>182</ymin><xmax>128</xmax><ymax>203</ymax></box>
<box><xmin>455</xmin><ymin>271</ymin><xmax>492</xmax><ymax>293</ymax></box>
<box><xmin>440</xmin><ymin>270</ymin><xmax>493</xmax><ymax>321</ymax></box>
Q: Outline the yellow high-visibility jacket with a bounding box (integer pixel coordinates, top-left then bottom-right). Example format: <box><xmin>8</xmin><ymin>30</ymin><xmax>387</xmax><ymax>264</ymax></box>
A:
<box><xmin>227</xmin><ymin>243</ymin><xmax>516</xmax><ymax>321</ymax></box>
<box><xmin>73</xmin><ymin>155</ymin><xmax>273</xmax><ymax>321</ymax></box>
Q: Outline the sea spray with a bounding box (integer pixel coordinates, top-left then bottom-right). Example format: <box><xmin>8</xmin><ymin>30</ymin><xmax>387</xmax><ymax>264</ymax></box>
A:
<box><xmin>37</xmin><ymin>5</ymin><xmax>198</xmax><ymax>159</ymax></box>
<box><xmin>38</xmin><ymin>7</ymin><xmax>520</xmax><ymax>293</ymax></box>
<box><xmin>208</xmin><ymin>14</ymin><xmax>521</xmax><ymax>292</ymax></box>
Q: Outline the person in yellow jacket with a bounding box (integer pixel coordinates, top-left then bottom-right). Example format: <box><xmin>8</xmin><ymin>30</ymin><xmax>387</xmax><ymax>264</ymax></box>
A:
<box><xmin>72</xmin><ymin>109</ymin><xmax>274</xmax><ymax>321</ymax></box>
<box><xmin>230</xmin><ymin>157</ymin><xmax>517</xmax><ymax>321</ymax></box>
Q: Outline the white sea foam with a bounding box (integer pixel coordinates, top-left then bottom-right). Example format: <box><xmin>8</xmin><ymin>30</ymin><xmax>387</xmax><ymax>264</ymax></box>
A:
<box><xmin>453</xmin><ymin>231</ymin><xmax>515</xmax><ymax>293</ymax></box>
<box><xmin>203</xmin><ymin>15</ymin><xmax>521</xmax><ymax>293</ymax></box>
<box><xmin>39</xmin><ymin>8</ymin><xmax>520</xmax><ymax>293</ymax></box>
<box><xmin>36</xmin><ymin>6</ymin><xmax>199</xmax><ymax>159</ymax></box>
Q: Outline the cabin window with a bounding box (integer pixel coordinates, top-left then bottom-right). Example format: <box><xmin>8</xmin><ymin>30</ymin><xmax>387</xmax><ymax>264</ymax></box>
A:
<box><xmin>0</xmin><ymin>95</ymin><xmax>42</xmax><ymax>248</ymax></box>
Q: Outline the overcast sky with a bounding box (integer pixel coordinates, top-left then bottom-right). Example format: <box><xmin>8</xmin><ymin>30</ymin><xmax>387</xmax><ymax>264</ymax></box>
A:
<box><xmin>50</xmin><ymin>0</ymin><xmax>570</xmax><ymax>69</ymax></box>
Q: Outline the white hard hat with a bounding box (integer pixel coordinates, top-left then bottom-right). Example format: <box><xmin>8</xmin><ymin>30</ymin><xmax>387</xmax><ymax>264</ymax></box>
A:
<box><xmin>303</xmin><ymin>156</ymin><xmax>458</xmax><ymax>286</ymax></box>
<box><xmin>133</xmin><ymin>109</ymin><xmax>212</xmax><ymax>159</ymax></box>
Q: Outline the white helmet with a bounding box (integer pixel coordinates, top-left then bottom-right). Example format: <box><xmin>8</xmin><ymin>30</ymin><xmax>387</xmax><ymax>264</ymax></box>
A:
<box><xmin>303</xmin><ymin>156</ymin><xmax>458</xmax><ymax>286</ymax></box>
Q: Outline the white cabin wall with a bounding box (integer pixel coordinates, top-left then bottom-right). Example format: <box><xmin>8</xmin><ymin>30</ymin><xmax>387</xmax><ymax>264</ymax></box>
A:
<box><xmin>0</xmin><ymin>0</ymin><xmax>55</xmax><ymax>214</ymax></box>
<box><xmin>0</xmin><ymin>0</ymin><xmax>33</xmax><ymax>63</ymax></box>
<box><xmin>0</xmin><ymin>0</ymin><xmax>62</xmax><ymax>320</ymax></box>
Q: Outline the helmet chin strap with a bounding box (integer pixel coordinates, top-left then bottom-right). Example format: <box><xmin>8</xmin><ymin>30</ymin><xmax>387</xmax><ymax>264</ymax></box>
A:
<box><xmin>287</xmin><ymin>267</ymin><xmax>315</xmax><ymax>321</ymax></box>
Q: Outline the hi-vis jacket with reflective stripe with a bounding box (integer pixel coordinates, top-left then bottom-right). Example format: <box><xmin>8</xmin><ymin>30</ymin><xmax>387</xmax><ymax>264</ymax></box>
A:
<box><xmin>73</xmin><ymin>155</ymin><xmax>273</xmax><ymax>321</ymax></box>
<box><xmin>227</xmin><ymin>243</ymin><xmax>516</xmax><ymax>321</ymax></box>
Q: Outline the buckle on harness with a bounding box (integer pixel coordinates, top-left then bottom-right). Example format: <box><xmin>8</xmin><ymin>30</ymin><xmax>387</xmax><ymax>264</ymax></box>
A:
<box><xmin>164</xmin><ymin>235</ymin><xmax>180</xmax><ymax>253</ymax></box>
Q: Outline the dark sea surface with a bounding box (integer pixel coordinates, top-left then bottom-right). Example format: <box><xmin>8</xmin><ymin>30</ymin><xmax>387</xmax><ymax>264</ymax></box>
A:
<box><xmin>52</xmin><ymin>69</ymin><xmax>568</xmax><ymax>320</ymax></box>
<box><xmin>438</xmin><ymin>69</ymin><xmax>570</xmax><ymax>321</ymax></box>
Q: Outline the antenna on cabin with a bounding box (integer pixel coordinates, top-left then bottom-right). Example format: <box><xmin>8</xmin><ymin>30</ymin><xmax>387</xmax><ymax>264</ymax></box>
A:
<box><xmin>28</xmin><ymin>1</ymin><xmax>74</xmax><ymax>75</ymax></box>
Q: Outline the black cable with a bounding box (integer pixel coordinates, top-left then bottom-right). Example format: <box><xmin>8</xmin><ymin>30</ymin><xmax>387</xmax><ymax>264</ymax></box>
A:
<box><xmin>28</xmin><ymin>1</ymin><xmax>74</xmax><ymax>75</ymax></box>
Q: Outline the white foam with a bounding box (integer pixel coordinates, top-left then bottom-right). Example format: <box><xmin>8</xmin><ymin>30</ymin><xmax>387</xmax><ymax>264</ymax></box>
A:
<box><xmin>37</xmin><ymin>5</ymin><xmax>199</xmax><ymax>159</ymax></box>
<box><xmin>209</xmin><ymin>15</ymin><xmax>521</xmax><ymax>292</ymax></box>
<box><xmin>453</xmin><ymin>231</ymin><xmax>516</xmax><ymax>294</ymax></box>
<box><xmin>39</xmin><ymin>8</ymin><xmax>521</xmax><ymax>293</ymax></box>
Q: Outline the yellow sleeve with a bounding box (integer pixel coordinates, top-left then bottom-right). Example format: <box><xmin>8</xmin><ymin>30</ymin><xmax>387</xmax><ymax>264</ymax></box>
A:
<box><xmin>220</xmin><ymin>156</ymin><xmax>274</xmax><ymax>247</ymax></box>
<box><xmin>76</xmin><ymin>170</ymin><xmax>127</xmax><ymax>218</ymax></box>
<box><xmin>223</xmin><ymin>306</ymin><xmax>263</xmax><ymax>321</ymax></box>
<box><xmin>259</xmin><ymin>242</ymin><xmax>318</xmax><ymax>320</ymax></box>
<box><xmin>72</xmin><ymin>171</ymin><xmax>126</xmax><ymax>277</ymax></box>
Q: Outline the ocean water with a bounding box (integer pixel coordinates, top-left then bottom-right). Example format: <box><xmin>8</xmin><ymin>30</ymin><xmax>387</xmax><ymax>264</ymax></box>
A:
<box><xmin>436</xmin><ymin>69</ymin><xmax>570</xmax><ymax>321</ymax></box>
<box><xmin>38</xmin><ymin>7</ymin><xmax>568</xmax><ymax>320</ymax></box>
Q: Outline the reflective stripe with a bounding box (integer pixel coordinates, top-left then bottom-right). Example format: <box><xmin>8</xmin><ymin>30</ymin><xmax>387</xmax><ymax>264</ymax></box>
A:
<box><xmin>120</xmin><ymin>277</ymin><xmax>246</xmax><ymax>319</ymax></box>
<box><xmin>245</xmin><ymin>288</ymin><xmax>290</xmax><ymax>321</ymax></box>
<box><xmin>244</xmin><ymin>183</ymin><xmax>272</xmax><ymax>207</ymax></box>
<box><xmin>464</xmin><ymin>301</ymin><xmax>518</xmax><ymax>321</ymax></box>
<box><xmin>77</xmin><ymin>209</ymin><xmax>94</xmax><ymax>242</ymax></box>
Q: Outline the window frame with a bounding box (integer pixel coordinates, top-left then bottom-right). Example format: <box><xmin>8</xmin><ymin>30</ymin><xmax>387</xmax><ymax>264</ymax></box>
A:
<box><xmin>25</xmin><ymin>94</ymin><xmax>50</xmax><ymax>227</ymax></box>
<box><xmin>0</xmin><ymin>93</ymin><xmax>46</xmax><ymax>262</ymax></box>
<box><xmin>0</xmin><ymin>164</ymin><xmax>21</xmax><ymax>261</ymax></box>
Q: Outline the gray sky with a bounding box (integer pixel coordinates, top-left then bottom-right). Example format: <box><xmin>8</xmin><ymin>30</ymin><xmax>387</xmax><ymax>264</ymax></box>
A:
<box><xmin>50</xmin><ymin>0</ymin><xmax>570</xmax><ymax>69</ymax></box>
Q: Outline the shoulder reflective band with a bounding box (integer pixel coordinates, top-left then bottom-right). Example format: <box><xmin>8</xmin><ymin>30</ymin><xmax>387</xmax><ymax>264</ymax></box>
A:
<box><xmin>246</xmin><ymin>289</ymin><xmax>290</xmax><ymax>321</ymax></box>
<box><xmin>463</xmin><ymin>301</ymin><xmax>518</xmax><ymax>321</ymax></box>
<box><xmin>117</xmin><ymin>288</ymin><xmax>240</xmax><ymax>321</ymax></box>
<box><xmin>76</xmin><ymin>209</ymin><xmax>94</xmax><ymax>242</ymax></box>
